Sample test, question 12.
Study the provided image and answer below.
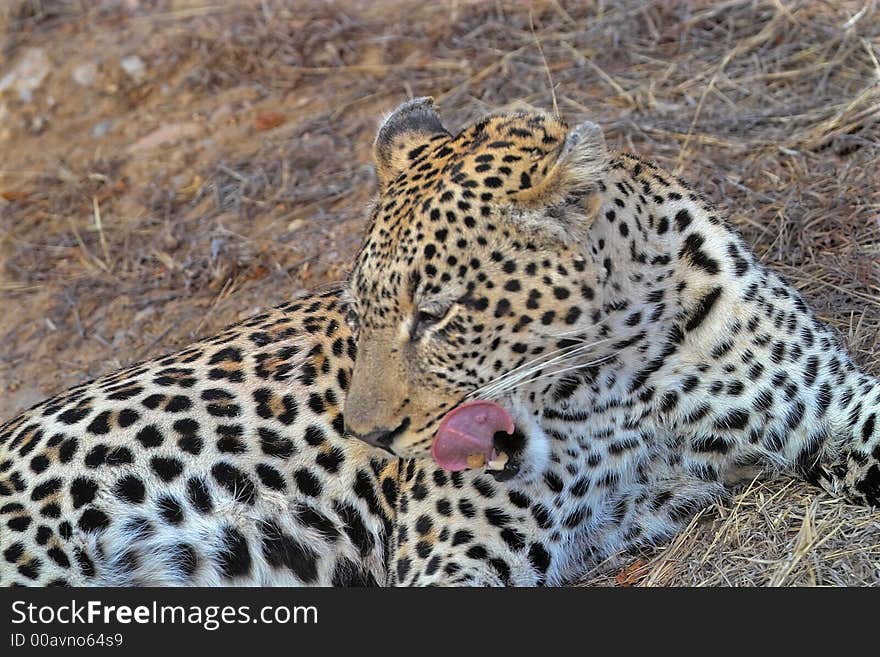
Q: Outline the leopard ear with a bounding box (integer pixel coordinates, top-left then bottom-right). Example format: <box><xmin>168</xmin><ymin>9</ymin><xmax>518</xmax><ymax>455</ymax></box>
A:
<box><xmin>373</xmin><ymin>97</ymin><xmax>450</xmax><ymax>189</ymax></box>
<box><xmin>500</xmin><ymin>120</ymin><xmax>608</xmax><ymax>245</ymax></box>
<box><xmin>508</xmin><ymin>120</ymin><xmax>608</xmax><ymax>208</ymax></box>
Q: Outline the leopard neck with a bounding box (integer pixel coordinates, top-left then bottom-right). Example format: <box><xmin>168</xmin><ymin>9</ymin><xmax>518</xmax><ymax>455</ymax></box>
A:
<box><xmin>535</xmin><ymin>154</ymin><xmax>880</xmax><ymax>506</ymax></box>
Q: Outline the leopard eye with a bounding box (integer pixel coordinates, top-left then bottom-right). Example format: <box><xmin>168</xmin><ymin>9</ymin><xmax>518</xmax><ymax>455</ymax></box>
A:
<box><xmin>416</xmin><ymin>309</ymin><xmax>443</xmax><ymax>325</ymax></box>
<box><xmin>412</xmin><ymin>304</ymin><xmax>451</xmax><ymax>338</ymax></box>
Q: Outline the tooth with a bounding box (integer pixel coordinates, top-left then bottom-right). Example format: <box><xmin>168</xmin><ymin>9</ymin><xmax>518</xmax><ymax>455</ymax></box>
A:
<box><xmin>486</xmin><ymin>451</ymin><xmax>509</xmax><ymax>471</ymax></box>
<box><xmin>466</xmin><ymin>453</ymin><xmax>487</xmax><ymax>469</ymax></box>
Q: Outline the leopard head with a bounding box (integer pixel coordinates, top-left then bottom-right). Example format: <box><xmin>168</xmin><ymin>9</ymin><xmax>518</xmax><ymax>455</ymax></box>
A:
<box><xmin>344</xmin><ymin>98</ymin><xmax>609</xmax><ymax>471</ymax></box>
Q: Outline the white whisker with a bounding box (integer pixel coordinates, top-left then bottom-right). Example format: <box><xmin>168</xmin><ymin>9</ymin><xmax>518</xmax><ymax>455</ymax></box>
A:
<box><xmin>538</xmin><ymin>327</ymin><xmax>594</xmax><ymax>338</ymax></box>
<box><xmin>468</xmin><ymin>323</ymin><xmax>606</xmax><ymax>391</ymax></box>
<box><xmin>467</xmin><ymin>336</ymin><xmax>614</xmax><ymax>399</ymax></box>
<box><xmin>470</xmin><ymin>346</ymin><xmax>591</xmax><ymax>398</ymax></box>
<box><xmin>472</xmin><ymin>347</ymin><xmax>597</xmax><ymax>398</ymax></box>
<box><xmin>475</xmin><ymin>336</ymin><xmax>598</xmax><ymax>387</ymax></box>
<box><xmin>484</xmin><ymin>354</ymin><xmax>616</xmax><ymax>398</ymax></box>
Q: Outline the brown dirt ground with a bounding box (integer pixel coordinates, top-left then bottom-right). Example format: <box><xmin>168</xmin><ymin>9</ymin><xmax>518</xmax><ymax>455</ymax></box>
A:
<box><xmin>1</xmin><ymin>0</ymin><xmax>879</xmax><ymax>586</ymax></box>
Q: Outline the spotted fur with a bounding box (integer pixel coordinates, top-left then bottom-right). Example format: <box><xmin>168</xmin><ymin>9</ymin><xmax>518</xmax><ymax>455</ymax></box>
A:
<box><xmin>2</xmin><ymin>99</ymin><xmax>878</xmax><ymax>587</ymax></box>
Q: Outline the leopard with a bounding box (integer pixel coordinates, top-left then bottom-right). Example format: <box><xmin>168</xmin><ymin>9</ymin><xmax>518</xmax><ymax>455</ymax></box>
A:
<box><xmin>1</xmin><ymin>97</ymin><xmax>878</xmax><ymax>587</ymax></box>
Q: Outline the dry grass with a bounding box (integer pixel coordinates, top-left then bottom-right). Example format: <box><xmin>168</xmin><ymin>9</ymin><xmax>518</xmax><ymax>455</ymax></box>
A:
<box><xmin>579</xmin><ymin>477</ymin><xmax>880</xmax><ymax>586</ymax></box>
<box><xmin>1</xmin><ymin>0</ymin><xmax>879</xmax><ymax>585</ymax></box>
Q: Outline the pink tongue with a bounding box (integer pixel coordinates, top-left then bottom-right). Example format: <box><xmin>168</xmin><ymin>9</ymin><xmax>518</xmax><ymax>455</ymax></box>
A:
<box><xmin>431</xmin><ymin>400</ymin><xmax>514</xmax><ymax>471</ymax></box>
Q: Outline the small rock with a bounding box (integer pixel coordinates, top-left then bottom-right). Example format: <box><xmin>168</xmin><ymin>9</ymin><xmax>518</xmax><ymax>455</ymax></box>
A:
<box><xmin>287</xmin><ymin>219</ymin><xmax>306</xmax><ymax>232</ymax></box>
<box><xmin>176</xmin><ymin>174</ymin><xmax>203</xmax><ymax>200</ymax></box>
<box><xmin>72</xmin><ymin>62</ymin><xmax>98</xmax><ymax>87</ymax></box>
<box><xmin>255</xmin><ymin>110</ymin><xmax>285</xmax><ymax>131</ymax></box>
<box><xmin>132</xmin><ymin>306</ymin><xmax>157</xmax><ymax>323</ymax></box>
<box><xmin>0</xmin><ymin>103</ymin><xmax>10</xmax><ymax>141</ymax></box>
<box><xmin>112</xmin><ymin>330</ymin><xmax>128</xmax><ymax>348</ymax></box>
<box><xmin>0</xmin><ymin>73</ymin><xmax>13</xmax><ymax>94</ymax></box>
<box><xmin>29</xmin><ymin>115</ymin><xmax>48</xmax><ymax>135</ymax></box>
<box><xmin>1</xmin><ymin>190</ymin><xmax>31</xmax><ymax>203</ymax></box>
<box><xmin>120</xmin><ymin>55</ymin><xmax>145</xmax><ymax>81</ymax></box>
<box><xmin>210</xmin><ymin>237</ymin><xmax>225</xmax><ymax>263</ymax></box>
<box><xmin>162</xmin><ymin>232</ymin><xmax>180</xmax><ymax>251</ymax></box>
<box><xmin>210</xmin><ymin>103</ymin><xmax>232</xmax><ymax>124</ymax></box>
<box><xmin>128</xmin><ymin>122</ymin><xmax>201</xmax><ymax>152</ymax></box>
<box><xmin>0</xmin><ymin>47</ymin><xmax>51</xmax><ymax>102</ymax></box>
<box><xmin>92</xmin><ymin>120</ymin><xmax>111</xmax><ymax>138</ymax></box>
